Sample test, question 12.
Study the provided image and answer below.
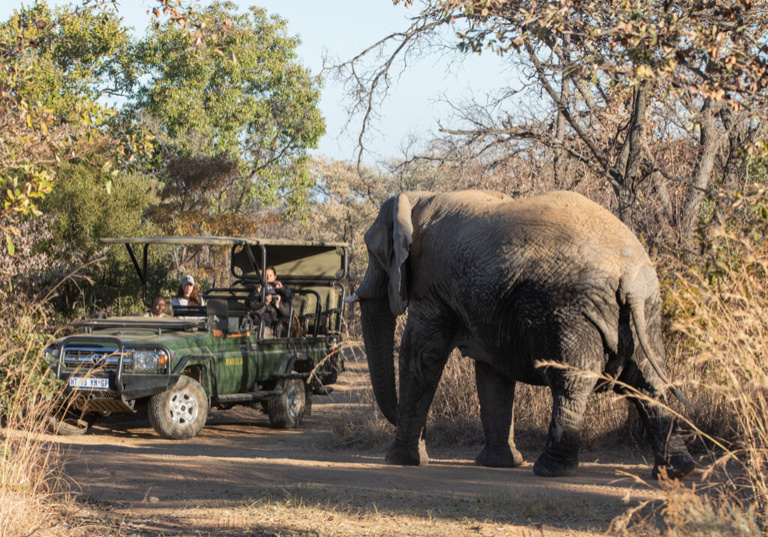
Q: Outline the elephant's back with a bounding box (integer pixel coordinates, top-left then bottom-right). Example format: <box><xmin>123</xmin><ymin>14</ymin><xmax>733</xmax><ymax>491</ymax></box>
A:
<box><xmin>497</xmin><ymin>191</ymin><xmax>652</xmax><ymax>271</ymax></box>
<box><xmin>427</xmin><ymin>190</ymin><xmax>645</xmax><ymax>253</ymax></box>
<box><xmin>413</xmin><ymin>189</ymin><xmax>657</xmax><ymax>298</ymax></box>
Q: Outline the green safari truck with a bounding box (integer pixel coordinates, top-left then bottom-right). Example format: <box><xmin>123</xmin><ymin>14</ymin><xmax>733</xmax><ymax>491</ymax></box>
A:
<box><xmin>45</xmin><ymin>236</ymin><xmax>348</xmax><ymax>439</ymax></box>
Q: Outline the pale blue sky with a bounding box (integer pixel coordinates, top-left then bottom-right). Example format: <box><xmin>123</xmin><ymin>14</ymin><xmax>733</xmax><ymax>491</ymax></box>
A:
<box><xmin>1</xmin><ymin>0</ymin><xmax>509</xmax><ymax>162</ymax></box>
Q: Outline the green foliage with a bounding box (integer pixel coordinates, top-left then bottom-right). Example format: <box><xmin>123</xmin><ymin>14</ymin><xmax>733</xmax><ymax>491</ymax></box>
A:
<box><xmin>0</xmin><ymin>1</ymin><xmax>135</xmax><ymax>112</ymax></box>
<box><xmin>43</xmin><ymin>162</ymin><xmax>157</xmax><ymax>260</ymax></box>
<box><xmin>131</xmin><ymin>1</ymin><xmax>325</xmax><ymax>212</ymax></box>
<box><xmin>39</xmin><ymin>161</ymin><xmax>160</xmax><ymax>313</ymax></box>
<box><xmin>0</xmin><ymin>301</ymin><xmax>59</xmax><ymax>422</ymax></box>
<box><xmin>0</xmin><ymin>1</ymin><xmax>132</xmax><ymax>248</ymax></box>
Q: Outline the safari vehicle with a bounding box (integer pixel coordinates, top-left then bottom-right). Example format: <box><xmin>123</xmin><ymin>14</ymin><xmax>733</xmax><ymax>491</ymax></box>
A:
<box><xmin>44</xmin><ymin>236</ymin><xmax>348</xmax><ymax>439</ymax></box>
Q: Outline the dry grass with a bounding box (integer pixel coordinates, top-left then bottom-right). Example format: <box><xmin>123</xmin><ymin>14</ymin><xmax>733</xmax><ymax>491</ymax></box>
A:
<box><xmin>0</xmin><ymin>305</ymin><xmax>115</xmax><ymax>537</ymax></box>
<box><xmin>0</xmin><ymin>350</ymin><xmax>62</xmax><ymax>536</ymax></box>
<box><xmin>652</xmin><ymin>238</ymin><xmax>768</xmax><ymax>532</ymax></box>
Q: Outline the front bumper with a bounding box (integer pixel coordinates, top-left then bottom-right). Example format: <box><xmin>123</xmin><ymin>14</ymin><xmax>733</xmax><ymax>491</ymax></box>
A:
<box><xmin>52</xmin><ymin>335</ymin><xmax>179</xmax><ymax>412</ymax></box>
<box><xmin>61</xmin><ymin>372</ymin><xmax>181</xmax><ymax>412</ymax></box>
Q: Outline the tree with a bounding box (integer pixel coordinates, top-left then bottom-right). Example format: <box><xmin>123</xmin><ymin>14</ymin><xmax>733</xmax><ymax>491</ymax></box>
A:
<box><xmin>130</xmin><ymin>1</ymin><xmax>325</xmax><ymax>215</ymax></box>
<box><xmin>39</xmin><ymin>161</ymin><xmax>160</xmax><ymax>312</ymax></box>
<box><xmin>336</xmin><ymin>0</ymin><xmax>768</xmax><ymax>247</ymax></box>
<box><xmin>0</xmin><ymin>1</ymin><xmax>133</xmax><ymax>257</ymax></box>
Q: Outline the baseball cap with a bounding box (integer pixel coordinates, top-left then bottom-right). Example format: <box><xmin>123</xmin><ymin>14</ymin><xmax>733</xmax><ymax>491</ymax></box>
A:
<box><xmin>181</xmin><ymin>275</ymin><xmax>195</xmax><ymax>286</ymax></box>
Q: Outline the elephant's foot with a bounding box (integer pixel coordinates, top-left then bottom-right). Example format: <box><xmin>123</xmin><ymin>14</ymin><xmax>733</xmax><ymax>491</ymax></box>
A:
<box><xmin>475</xmin><ymin>444</ymin><xmax>524</xmax><ymax>468</ymax></box>
<box><xmin>385</xmin><ymin>436</ymin><xmax>429</xmax><ymax>466</ymax></box>
<box><xmin>652</xmin><ymin>453</ymin><xmax>695</xmax><ymax>480</ymax></box>
<box><xmin>533</xmin><ymin>451</ymin><xmax>579</xmax><ymax>477</ymax></box>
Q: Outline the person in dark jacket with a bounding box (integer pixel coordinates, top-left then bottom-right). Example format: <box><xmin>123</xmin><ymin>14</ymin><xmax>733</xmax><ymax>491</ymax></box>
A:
<box><xmin>250</xmin><ymin>285</ymin><xmax>291</xmax><ymax>337</ymax></box>
<box><xmin>265</xmin><ymin>266</ymin><xmax>294</xmax><ymax>301</ymax></box>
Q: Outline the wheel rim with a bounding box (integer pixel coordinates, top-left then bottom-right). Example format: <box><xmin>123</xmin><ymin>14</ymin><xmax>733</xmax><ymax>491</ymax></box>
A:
<box><xmin>168</xmin><ymin>388</ymin><xmax>199</xmax><ymax>427</ymax></box>
<box><xmin>285</xmin><ymin>383</ymin><xmax>302</xmax><ymax>420</ymax></box>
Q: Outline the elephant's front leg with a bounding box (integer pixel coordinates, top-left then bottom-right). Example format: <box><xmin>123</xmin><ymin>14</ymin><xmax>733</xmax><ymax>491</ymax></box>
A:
<box><xmin>475</xmin><ymin>360</ymin><xmax>524</xmax><ymax>468</ymax></box>
<box><xmin>534</xmin><ymin>373</ymin><xmax>598</xmax><ymax>477</ymax></box>
<box><xmin>387</xmin><ymin>312</ymin><xmax>454</xmax><ymax>466</ymax></box>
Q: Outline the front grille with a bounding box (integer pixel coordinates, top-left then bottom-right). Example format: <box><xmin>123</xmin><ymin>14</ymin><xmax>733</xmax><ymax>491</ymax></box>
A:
<box><xmin>62</xmin><ymin>348</ymin><xmax>133</xmax><ymax>372</ymax></box>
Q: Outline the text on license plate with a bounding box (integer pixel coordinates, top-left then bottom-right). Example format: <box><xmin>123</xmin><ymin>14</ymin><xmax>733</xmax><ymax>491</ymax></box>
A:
<box><xmin>69</xmin><ymin>377</ymin><xmax>109</xmax><ymax>390</ymax></box>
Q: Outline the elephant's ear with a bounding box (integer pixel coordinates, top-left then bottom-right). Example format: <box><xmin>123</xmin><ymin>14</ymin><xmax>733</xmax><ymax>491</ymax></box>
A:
<box><xmin>359</xmin><ymin>193</ymin><xmax>413</xmax><ymax>316</ymax></box>
<box><xmin>389</xmin><ymin>193</ymin><xmax>413</xmax><ymax>315</ymax></box>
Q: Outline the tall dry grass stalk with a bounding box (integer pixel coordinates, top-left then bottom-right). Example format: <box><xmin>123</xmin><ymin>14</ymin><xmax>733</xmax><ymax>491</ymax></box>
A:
<box><xmin>0</xmin><ymin>305</ymin><xmax>70</xmax><ymax>537</ymax></box>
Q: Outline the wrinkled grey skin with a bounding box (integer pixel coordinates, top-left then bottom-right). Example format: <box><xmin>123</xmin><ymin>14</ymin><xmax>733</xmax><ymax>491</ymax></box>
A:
<box><xmin>357</xmin><ymin>190</ymin><xmax>694</xmax><ymax>479</ymax></box>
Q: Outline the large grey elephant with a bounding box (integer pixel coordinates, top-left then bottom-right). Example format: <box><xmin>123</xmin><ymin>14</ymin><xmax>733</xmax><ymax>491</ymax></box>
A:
<box><xmin>354</xmin><ymin>190</ymin><xmax>694</xmax><ymax>479</ymax></box>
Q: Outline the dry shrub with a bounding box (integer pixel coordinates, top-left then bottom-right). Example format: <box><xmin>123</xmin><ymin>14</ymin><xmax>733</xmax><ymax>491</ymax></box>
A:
<box><xmin>427</xmin><ymin>351</ymin><xmax>483</xmax><ymax>447</ymax></box>
<box><xmin>0</xmin><ymin>304</ymin><xmax>68</xmax><ymax>537</ymax></box>
<box><xmin>430</xmin><ymin>355</ymin><xmax>635</xmax><ymax>451</ymax></box>
<box><xmin>0</xmin><ymin>374</ymin><xmax>63</xmax><ymax>537</ymax></box>
<box><xmin>656</xmin><ymin>234</ymin><xmax>768</xmax><ymax>529</ymax></box>
<box><xmin>613</xmin><ymin>479</ymin><xmax>763</xmax><ymax>537</ymax></box>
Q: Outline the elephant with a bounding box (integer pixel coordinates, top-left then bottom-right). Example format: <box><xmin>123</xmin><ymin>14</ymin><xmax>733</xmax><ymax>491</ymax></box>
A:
<box><xmin>353</xmin><ymin>189</ymin><xmax>695</xmax><ymax>479</ymax></box>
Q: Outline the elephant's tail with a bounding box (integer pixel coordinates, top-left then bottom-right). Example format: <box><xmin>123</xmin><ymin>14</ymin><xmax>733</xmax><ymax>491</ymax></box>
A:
<box><xmin>626</xmin><ymin>291</ymin><xmax>695</xmax><ymax>411</ymax></box>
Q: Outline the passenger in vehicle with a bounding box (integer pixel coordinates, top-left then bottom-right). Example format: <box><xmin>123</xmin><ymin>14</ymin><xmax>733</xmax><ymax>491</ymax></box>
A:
<box><xmin>172</xmin><ymin>274</ymin><xmax>205</xmax><ymax>307</ymax></box>
<box><xmin>251</xmin><ymin>286</ymin><xmax>291</xmax><ymax>337</ymax></box>
<box><xmin>265</xmin><ymin>266</ymin><xmax>294</xmax><ymax>301</ymax></box>
<box><xmin>144</xmin><ymin>296</ymin><xmax>168</xmax><ymax>317</ymax></box>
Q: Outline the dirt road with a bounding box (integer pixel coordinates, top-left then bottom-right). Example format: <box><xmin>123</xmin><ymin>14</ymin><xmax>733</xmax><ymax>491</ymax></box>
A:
<box><xmin>49</xmin><ymin>360</ymin><xmax>695</xmax><ymax>537</ymax></box>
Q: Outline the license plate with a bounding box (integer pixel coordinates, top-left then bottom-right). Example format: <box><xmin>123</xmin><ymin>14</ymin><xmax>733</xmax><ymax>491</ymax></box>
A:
<box><xmin>69</xmin><ymin>377</ymin><xmax>109</xmax><ymax>390</ymax></box>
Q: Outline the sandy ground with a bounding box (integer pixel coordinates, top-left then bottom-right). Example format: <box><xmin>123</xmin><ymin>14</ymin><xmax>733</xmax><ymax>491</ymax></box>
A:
<box><xmin>47</xmin><ymin>360</ymin><xmax>703</xmax><ymax>537</ymax></box>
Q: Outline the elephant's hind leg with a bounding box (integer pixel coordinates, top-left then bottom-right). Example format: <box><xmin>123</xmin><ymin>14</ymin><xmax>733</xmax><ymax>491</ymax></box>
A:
<box><xmin>533</xmin><ymin>375</ymin><xmax>597</xmax><ymax>477</ymax></box>
<box><xmin>533</xmin><ymin>327</ymin><xmax>601</xmax><ymax>477</ymax></box>
<box><xmin>475</xmin><ymin>360</ymin><xmax>524</xmax><ymax>468</ymax></box>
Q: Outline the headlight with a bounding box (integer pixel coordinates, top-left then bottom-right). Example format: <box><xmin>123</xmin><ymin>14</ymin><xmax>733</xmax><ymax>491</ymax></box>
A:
<box><xmin>43</xmin><ymin>346</ymin><xmax>59</xmax><ymax>367</ymax></box>
<box><xmin>133</xmin><ymin>350</ymin><xmax>168</xmax><ymax>371</ymax></box>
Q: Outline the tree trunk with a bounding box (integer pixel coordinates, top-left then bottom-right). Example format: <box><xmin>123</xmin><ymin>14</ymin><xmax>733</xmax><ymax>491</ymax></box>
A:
<box><xmin>612</xmin><ymin>85</ymin><xmax>648</xmax><ymax>229</ymax></box>
<box><xmin>554</xmin><ymin>35</ymin><xmax>570</xmax><ymax>188</ymax></box>
<box><xmin>679</xmin><ymin>98</ymin><xmax>723</xmax><ymax>247</ymax></box>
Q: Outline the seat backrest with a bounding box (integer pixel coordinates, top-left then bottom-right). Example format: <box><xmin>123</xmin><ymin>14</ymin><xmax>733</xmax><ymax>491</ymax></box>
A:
<box><xmin>291</xmin><ymin>285</ymin><xmax>343</xmax><ymax>337</ymax></box>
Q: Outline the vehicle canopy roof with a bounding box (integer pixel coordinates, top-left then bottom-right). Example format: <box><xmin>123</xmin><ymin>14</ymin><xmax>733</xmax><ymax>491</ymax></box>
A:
<box><xmin>100</xmin><ymin>236</ymin><xmax>349</xmax><ymax>306</ymax></box>
<box><xmin>100</xmin><ymin>236</ymin><xmax>348</xmax><ymax>248</ymax></box>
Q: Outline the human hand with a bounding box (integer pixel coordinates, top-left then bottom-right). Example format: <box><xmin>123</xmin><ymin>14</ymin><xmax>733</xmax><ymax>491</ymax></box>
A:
<box><xmin>275</xmin><ymin>281</ymin><xmax>283</xmax><ymax>289</ymax></box>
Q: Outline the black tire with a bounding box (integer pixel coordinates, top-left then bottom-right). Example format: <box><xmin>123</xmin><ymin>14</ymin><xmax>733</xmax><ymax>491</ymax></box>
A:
<box><xmin>267</xmin><ymin>378</ymin><xmax>306</xmax><ymax>428</ymax></box>
<box><xmin>46</xmin><ymin>409</ymin><xmax>98</xmax><ymax>436</ymax></box>
<box><xmin>148</xmin><ymin>376</ymin><xmax>208</xmax><ymax>439</ymax></box>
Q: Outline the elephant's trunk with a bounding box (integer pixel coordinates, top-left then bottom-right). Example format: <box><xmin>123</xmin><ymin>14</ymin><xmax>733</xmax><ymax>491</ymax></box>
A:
<box><xmin>360</xmin><ymin>298</ymin><xmax>398</xmax><ymax>425</ymax></box>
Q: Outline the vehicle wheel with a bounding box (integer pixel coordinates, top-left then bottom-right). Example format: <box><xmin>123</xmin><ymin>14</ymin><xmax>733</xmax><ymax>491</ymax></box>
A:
<box><xmin>45</xmin><ymin>408</ymin><xmax>98</xmax><ymax>436</ymax></box>
<box><xmin>148</xmin><ymin>375</ymin><xmax>208</xmax><ymax>439</ymax></box>
<box><xmin>267</xmin><ymin>378</ymin><xmax>306</xmax><ymax>429</ymax></box>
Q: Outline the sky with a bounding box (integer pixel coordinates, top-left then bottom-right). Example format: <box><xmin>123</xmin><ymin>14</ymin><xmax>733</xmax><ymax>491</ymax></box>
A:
<box><xmin>0</xmin><ymin>0</ymin><xmax>510</xmax><ymax>163</ymax></box>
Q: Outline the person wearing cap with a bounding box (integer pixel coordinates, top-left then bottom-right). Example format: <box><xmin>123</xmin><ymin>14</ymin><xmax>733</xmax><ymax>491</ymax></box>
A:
<box><xmin>172</xmin><ymin>275</ymin><xmax>205</xmax><ymax>307</ymax></box>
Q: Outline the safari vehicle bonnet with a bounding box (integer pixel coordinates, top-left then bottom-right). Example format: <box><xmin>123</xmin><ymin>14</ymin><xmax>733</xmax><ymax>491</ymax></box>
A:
<box><xmin>45</xmin><ymin>236</ymin><xmax>348</xmax><ymax>439</ymax></box>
